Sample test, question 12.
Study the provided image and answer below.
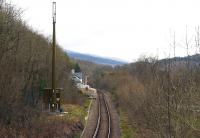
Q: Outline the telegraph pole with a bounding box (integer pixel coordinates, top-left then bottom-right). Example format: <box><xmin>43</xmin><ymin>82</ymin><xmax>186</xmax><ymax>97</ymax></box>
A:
<box><xmin>52</xmin><ymin>2</ymin><xmax>56</xmax><ymax>96</ymax></box>
<box><xmin>185</xmin><ymin>26</ymin><xmax>189</xmax><ymax>70</ymax></box>
<box><xmin>43</xmin><ymin>2</ymin><xmax>61</xmax><ymax>112</ymax></box>
<box><xmin>173</xmin><ymin>31</ymin><xmax>176</xmax><ymax>58</ymax></box>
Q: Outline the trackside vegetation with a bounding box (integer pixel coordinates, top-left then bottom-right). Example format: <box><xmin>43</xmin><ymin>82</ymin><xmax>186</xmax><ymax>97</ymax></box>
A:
<box><xmin>0</xmin><ymin>0</ymin><xmax>88</xmax><ymax>137</ymax></box>
<box><xmin>92</xmin><ymin>57</ymin><xmax>200</xmax><ymax>137</ymax></box>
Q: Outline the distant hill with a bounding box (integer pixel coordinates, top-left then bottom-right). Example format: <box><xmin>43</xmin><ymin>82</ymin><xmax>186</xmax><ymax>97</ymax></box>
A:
<box><xmin>158</xmin><ymin>54</ymin><xmax>200</xmax><ymax>69</ymax></box>
<box><xmin>159</xmin><ymin>54</ymin><xmax>200</xmax><ymax>62</ymax></box>
<box><xmin>66</xmin><ymin>50</ymin><xmax>128</xmax><ymax>66</ymax></box>
<box><xmin>121</xmin><ymin>54</ymin><xmax>200</xmax><ymax>73</ymax></box>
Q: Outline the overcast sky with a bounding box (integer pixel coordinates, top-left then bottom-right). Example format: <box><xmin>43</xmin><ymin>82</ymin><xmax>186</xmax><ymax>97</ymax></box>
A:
<box><xmin>9</xmin><ymin>0</ymin><xmax>200</xmax><ymax>62</ymax></box>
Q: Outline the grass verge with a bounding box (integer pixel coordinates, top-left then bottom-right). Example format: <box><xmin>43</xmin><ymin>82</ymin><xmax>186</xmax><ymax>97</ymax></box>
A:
<box><xmin>120</xmin><ymin>110</ymin><xmax>137</xmax><ymax>138</ymax></box>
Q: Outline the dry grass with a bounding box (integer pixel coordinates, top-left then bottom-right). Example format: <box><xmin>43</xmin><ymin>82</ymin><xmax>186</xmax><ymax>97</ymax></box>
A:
<box><xmin>0</xmin><ymin>101</ymin><xmax>91</xmax><ymax>138</ymax></box>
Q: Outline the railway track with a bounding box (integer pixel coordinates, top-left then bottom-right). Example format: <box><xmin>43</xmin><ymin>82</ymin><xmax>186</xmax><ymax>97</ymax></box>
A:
<box><xmin>92</xmin><ymin>91</ymin><xmax>111</xmax><ymax>138</ymax></box>
<box><xmin>81</xmin><ymin>90</ymin><xmax>112</xmax><ymax>138</ymax></box>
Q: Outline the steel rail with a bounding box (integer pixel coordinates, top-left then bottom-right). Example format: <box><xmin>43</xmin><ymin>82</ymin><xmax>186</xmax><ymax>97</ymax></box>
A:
<box><xmin>92</xmin><ymin>91</ymin><xmax>111</xmax><ymax>138</ymax></box>
<box><xmin>102</xmin><ymin>92</ymin><xmax>111</xmax><ymax>138</ymax></box>
<box><xmin>92</xmin><ymin>93</ymin><xmax>101</xmax><ymax>138</ymax></box>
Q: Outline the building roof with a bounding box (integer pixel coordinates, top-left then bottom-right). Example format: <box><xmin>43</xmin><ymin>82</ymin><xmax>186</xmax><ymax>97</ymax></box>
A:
<box><xmin>73</xmin><ymin>72</ymin><xmax>83</xmax><ymax>80</ymax></box>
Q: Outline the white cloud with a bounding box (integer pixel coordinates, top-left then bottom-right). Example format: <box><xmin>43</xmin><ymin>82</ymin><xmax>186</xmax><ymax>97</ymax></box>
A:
<box><xmin>9</xmin><ymin>0</ymin><xmax>200</xmax><ymax>62</ymax></box>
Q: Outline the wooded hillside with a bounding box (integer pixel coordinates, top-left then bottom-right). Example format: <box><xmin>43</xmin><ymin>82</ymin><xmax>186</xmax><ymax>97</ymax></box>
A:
<box><xmin>0</xmin><ymin>1</ymin><xmax>84</xmax><ymax>137</ymax></box>
<box><xmin>93</xmin><ymin>57</ymin><xmax>200</xmax><ymax>137</ymax></box>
